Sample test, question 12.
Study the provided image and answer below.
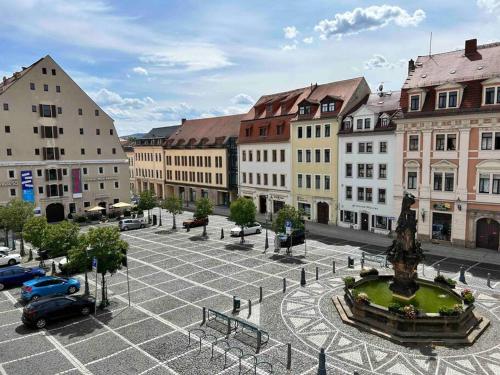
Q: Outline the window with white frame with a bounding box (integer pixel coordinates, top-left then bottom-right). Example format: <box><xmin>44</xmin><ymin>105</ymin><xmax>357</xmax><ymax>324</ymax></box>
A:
<box><xmin>297</xmin><ymin>174</ymin><xmax>303</xmax><ymax>188</ymax></box>
<box><xmin>379</xmin><ymin>141</ymin><xmax>387</xmax><ymax>153</ymax></box>
<box><xmin>378</xmin><ymin>189</ymin><xmax>386</xmax><ymax>203</ymax></box>
<box><xmin>484</xmin><ymin>85</ymin><xmax>500</xmax><ymax>105</ymax></box>
<box><xmin>345</xmin><ymin>186</ymin><xmax>352</xmax><ymax>199</ymax></box>
<box><xmin>478</xmin><ymin>173</ymin><xmax>500</xmax><ymax>194</ymax></box>
<box><xmin>375</xmin><ymin>216</ymin><xmax>388</xmax><ymax>229</ymax></box>
<box><xmin>297</xmin><ymin>150</ymin><xmax>303</xmax><ymax>163</ymax></box>
<box><xmin>480</xmin><ymin>132</ymin><xmax>500</xmax><ymax>150</ymax></box>
<box><xmin>433</xmin><ymin>172</ymin><xmax>455</xmax><ymax>192</ymax></box>
<box><xmin>324</xmin><ymin>149</ymin><xmax>331</xmax><ymax>163</ymax></box>
<box><xmin>435</xmin><ymin>133</ymin><xmax>456</xmax><ymax>151</ymax></box>
<box><xmin>410</xmin><ymin>94</ymin><xmax>420</xmax><ymax>111</ymax></box>
<box><xmin>346</xmin><ymin>164</ymin><xmax>352</xmax><ymax>177</ymax></box>
<box><xmin>409</xmin><ymin>135</ymin><xmax>419</xmax><ymax>151</ymax></box>
<box><xmin>324</xmin><ymin>176</ymin><xmax>331</xmax><ymax>190</ymax></box>
<box><xmin>379</xmin><ymin>164</ymin><xmax>387</xmax><ymax>179</ymax></box>
<box><xmin>407</xmin><ymin>171</ymin><xmax>417</xmax><ymax>189</ymax></box>
<box><xmin>437</xmin><ymin>91</ymin><xmax>458</xmax><ymax>109</ymax></box>
<box><xmin>305</xmin><ymin>149</ymin><xmax>311</xmax><ymax>163</ymax></box>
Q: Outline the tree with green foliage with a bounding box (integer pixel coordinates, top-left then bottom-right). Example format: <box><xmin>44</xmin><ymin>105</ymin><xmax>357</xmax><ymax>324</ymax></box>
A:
<box><xmin>194</xmin><ymin>197</ymin><xmax>213</xmax><ymax>237</ymax></box>
<box><xmin>23</xmin><ymin>216</ymin><xmax>48</xmax><ymax>261</ymax></box>
<box><xmin>229</xmin><ymin>197</ymin><xmax>256</xmax><ymax>243</ymax></box>
<box><xmin>3</xmin><ymin>199</ymin><xmax>34</xmax><ymax>256</ymax></box>
<box><xmin>162</xmin><ymin>196</ymin><xmax>183</xmax><ymax>230</ymax></box>
<box><xmin>138</xmin><ymin>190</ymin><xmax>157</xmax><ymax>224</ymax></box>
<box><xmin>272</xmin><ymin>205</ymin><xmax>305</xmax><ymax>234</ymax></box>
<box><xmin>43</xmin><ymin>221</ymin><xmax>80</xmax><ymax>259</ymax></box>
<box><xmin>0</xmin><ymin>206</ymin><xmax>8</xmax><ymax>247</ymax></box>
<box><xmin>83</xmin><ymin>227</ymin><xmax>128</xmax><ymax>308</ymax></box>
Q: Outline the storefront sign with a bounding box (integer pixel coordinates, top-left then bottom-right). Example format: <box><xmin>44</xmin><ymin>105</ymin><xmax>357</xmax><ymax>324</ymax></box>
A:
<box><xmin>20</xmin><ymin>170</ymin><xmax>34</xmax><ymax>203</ymax></box>
<box><xmin>433</xmin><ymin>202</ymin><xmax>451</xmax><ymax>211</ymax></box>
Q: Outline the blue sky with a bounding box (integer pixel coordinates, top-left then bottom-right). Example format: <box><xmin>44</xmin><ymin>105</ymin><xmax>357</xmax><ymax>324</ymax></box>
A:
<box><xmin>0</xmin><ymin>0</ymin><xmax>499</xmax><ymax>135</ymax></box>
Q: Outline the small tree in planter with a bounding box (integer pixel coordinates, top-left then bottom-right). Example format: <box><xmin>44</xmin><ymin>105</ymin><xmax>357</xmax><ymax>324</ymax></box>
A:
<box><xmin>194</xmin><ymin>197</ymin><xmax>213</xmax><ymax>237</ymax></box>
<box><xmin>229</xmin><ymin>197</ymin><xmax>256</xmax><ymax>244</ymax></box>
<box><xmin>343</xmin><ymin>276</ymin><xmax>355</xmax><ymax>288</ymax></box>
<box><xmin>461</xmin><ymin>289</ymin><xmax>475</xmax><ymax>305</ymax></box>
<box><xmin>162</xmin><ymin>196</ymin><xmax>183</xmax><ymax>230</ymax></box>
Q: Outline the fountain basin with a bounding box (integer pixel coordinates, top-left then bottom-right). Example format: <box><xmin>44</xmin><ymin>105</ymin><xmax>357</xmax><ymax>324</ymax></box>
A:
<box><xmin>333</xmin><ymin>275</ymin><xmax>490</xmax><ymax>345</ymax></box>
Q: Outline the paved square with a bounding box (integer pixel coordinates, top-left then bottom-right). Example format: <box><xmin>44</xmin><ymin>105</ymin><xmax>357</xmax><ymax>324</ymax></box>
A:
<box><xmin>0</xmin><ymin>211</ymin><xmax>499</xmax><ymax>374</ymax></box>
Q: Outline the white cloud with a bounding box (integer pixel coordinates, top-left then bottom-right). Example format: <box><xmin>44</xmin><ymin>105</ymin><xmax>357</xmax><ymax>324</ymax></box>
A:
<box><xmin>132</xmin><ymin>66</ymin><xmax>148</xmax><ymax>76</ymax></box>
<box><xmin>0</xmin><ymin>0</ymin><xmax>231</xmax><ymax>72</ymax></box>
<box><xmin>314</xmin><ymin>5</ymin><xmax>425</xmax><ymax>39</ymax></box>
<box><xmin>283</xmin><ymin>26</ymin><xmax>299</xmax><ymax>39</ymax></box>
<box><xmin>364</xmin><ymin>54</ymin><xmax>395</xmax><ymax>70</ymax></box>
<box><xmin>231</xmin><ymin>93</ymin><xmax>254</xmax><ymax>105</ymax></box>
<box><xmin>303</xmin><ymin>37</ymin><xmax>314</xmax><ymax>44</ymax></box>
<box><xmin>282</xmin><ymin>44</ymin><xmax>297</xmax><ymax>51</ymax></box>
<box><xmin>477</xmin><ymin>0</ymin><xmax>500</xmax><ymax>13</ymax></box>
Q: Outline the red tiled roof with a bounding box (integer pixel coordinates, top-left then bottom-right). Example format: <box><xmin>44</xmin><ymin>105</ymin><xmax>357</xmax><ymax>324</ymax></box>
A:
<box><xmin>403</xmin><ymin>42</ymin><xmax>500</xmax><ymax>89</ymax></box>
<box><xmin>166</xmin><ymin>114</ymin><xmax>244</xmax><ymax>148</ymax></box>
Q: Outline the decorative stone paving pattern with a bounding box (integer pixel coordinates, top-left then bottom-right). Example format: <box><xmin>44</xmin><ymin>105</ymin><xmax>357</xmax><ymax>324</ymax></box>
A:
<box><xmin>281</xmin><ymin>278</ymin><xmax>500</xmax><ymax>375</ymax></box>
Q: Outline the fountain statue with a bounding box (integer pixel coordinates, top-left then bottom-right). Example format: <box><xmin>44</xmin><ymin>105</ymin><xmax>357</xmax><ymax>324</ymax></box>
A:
<box><xmin>386</xmin><ymin>192</ymin><xmax>425</xmax><ymax>299</ymax></box>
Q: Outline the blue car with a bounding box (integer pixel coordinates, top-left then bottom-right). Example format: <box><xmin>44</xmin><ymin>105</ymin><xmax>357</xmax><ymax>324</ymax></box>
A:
<box><xmin>21</xmin><ymin>276</ymin><xmax>80</xmax><ymax>301</ymax></box>
<box><xmin>0</xmin><ymin>266</ymin><xmax>45</xmax><ymax>291</ymax></box>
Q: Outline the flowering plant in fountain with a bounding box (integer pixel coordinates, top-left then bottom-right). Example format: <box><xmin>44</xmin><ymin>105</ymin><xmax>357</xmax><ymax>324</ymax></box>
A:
<box><xmin>461</xmin><ymin>289</ymin><xmax>475</xmax><ymax>305</ymax></box>
<box><xmin>403</xmin><ymin>304</ymin><xmax>417</xmax><ymax>319</ymax></box>
<box><xmin>354</xmin><ymin>292</ymin><xmax>371</xmax><ymax>305</ymax></box>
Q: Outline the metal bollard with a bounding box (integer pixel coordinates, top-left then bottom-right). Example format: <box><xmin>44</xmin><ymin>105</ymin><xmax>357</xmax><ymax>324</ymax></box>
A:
<box><xmin>286</xmin><ymin>343</ymin><xmax>292</xmax><ymax>371</ymax></box>
<box><xmin>317</xmin><ymin>348</ymin><xmax>327</xmax><ymax>375</ymax></box>
<box><xmin>487</xmin><ymin>273</ymin><xmax>491</xmax><ymax>288</ymax></box>
<box><xmin>201</xmin><ymin>307</ymin><xmax>206</xmax><ymax>326</ymax></box>
<box><xmin>422</xmin><ymin>263</ymin><xmax>425</xmax><ymax>276</ymax></box>
<box><xmin>459</xmin><ymin>265</ymin><xmax>466</xmax><ymax>283</ymax></box>
<box><xmin>259</xmin><ymin>286</ymin><xmax>263</xmax><ymax>303</ymax></box>
<box><xmin>437</xmin><ymin>263</ymin><xmax>441</xmax><ymax>276</ymax></box>
<box><xmin>220</xmin><ymin>228</ymin><xmax>224</xmax><ymax>240</ymax></box>
<box><xmin>283</xmin><ymin>278</ymin><xmax>287</xmax><ymax>293</ymax></box>
<box><xmin>332</xmin><ymin>260</ymin><xmax>336</xmax><ymax>274</ymax></box>
<box><xmin>248</xmin><ymin>300</ymin><xmax>252</xmax><ymax>318</ymax></box>
<box><xmin>300</xmin><ymin>268</ymin><xmax>306</xmax><ymax>287</ymax></box>
<box><xmin>316</xmin><ymin>267</ymin><xmax>319</xmax><ymax>281</ymax></box>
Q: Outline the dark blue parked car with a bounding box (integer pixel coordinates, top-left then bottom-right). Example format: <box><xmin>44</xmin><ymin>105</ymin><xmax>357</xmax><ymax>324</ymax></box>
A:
<box><xmin>0</xmin><ymin>266</ymin><xmax>46</xmax><ymax>290</ymax></box>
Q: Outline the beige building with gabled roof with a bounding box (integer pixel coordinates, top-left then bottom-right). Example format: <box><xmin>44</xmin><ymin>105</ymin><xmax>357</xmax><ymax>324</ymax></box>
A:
<box><xmin>0</xmin><ymin>55</ymin><xmax>129</xmax><ymax>221</ymax></box>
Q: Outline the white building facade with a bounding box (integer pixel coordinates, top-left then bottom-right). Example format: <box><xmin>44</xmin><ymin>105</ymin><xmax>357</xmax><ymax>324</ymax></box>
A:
<box><xmin>337</xmin><ymin>92</ymin><xmax>400</xmax><ymax>234</ymax></box>
<box><xmin>238</xmin><ymin>142</ymin><xmax>292</xmax><ymax>214</ymax></box>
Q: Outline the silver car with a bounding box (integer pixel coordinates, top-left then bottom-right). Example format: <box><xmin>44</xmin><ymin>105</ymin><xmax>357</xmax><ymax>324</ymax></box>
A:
<box><xmin>119</xmin><ymin>219</ymin><xmax>145</xmax><ymax>231</ymax></box>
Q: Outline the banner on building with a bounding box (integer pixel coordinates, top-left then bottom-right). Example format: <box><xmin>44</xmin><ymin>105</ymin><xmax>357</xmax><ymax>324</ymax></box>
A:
<box><xmin>20</xmin><ymin>170</ymin><xmax>34</xmax><ymax>202</ymax></box>
<box><xmin>72</xmin><ymin>168</ymin><xmax>83</xmax><ymax>198</ymax></box>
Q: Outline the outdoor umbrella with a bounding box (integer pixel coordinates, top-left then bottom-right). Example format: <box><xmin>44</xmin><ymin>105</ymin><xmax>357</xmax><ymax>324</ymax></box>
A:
<box><xmin>86</xmin><ymin>206</ymin><xmax>106</xmax><ymax>212</ymax></box>
<box><xmin>111</xmin><ymin>202</ymin><xmax>132</xmax><ymax>208</ymax></box>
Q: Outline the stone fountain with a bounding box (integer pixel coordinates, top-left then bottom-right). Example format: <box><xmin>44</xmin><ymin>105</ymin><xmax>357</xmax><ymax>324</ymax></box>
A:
<box><xmin>333</xmin><ymin>193</ymin><xmax>490</xmax><ymax>345</ymax></box>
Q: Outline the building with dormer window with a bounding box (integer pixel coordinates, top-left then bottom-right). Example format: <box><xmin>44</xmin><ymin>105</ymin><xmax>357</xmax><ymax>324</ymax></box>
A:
<box><xmin>291</xmin><ymin>77</ymin><xmax>370</xmax><ymax>224</ymax></box>
<box><xmin>238</xmin><ymin>86</ymin><xmax>313</xmax><ymax>214</ymax></box>
<box><xmin>338</xmin><ymin>90</ymin><xmax>401</xmax><ymax>233</ymax></box>
<box><xmin>394</xmin><ymin>39</ymin><xmax>500</xmax><ymax>250</ymax></box>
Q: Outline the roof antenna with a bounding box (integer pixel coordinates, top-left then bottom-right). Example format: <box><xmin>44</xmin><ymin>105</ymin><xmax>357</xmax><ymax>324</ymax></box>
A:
<box><xmin>429</xmin><ymin>32</ymin><xmax>433</xmax><ymax>56</ymax></box>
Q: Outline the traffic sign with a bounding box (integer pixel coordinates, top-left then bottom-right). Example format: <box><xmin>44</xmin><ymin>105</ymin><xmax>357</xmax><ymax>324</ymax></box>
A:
<box><xmin>92</xmin><ymin>257</ymin><xmax>98</xmax><ymax>270</ymax></box>
<box><xmin>285</xmin><ymin>220</ymin><xmax>292</xmax><ymax>235</ymax></box>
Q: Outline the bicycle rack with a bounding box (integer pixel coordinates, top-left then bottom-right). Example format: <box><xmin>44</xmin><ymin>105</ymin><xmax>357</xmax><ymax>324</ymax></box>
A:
<box><xmin>187</xmin><ymin>328</ymin><xmax>206</xmax><ymax>352</ymax></box>
<box><xmin>255</xmin><ymin>361</ymin><xmax>274</xmax><ymax>374</ymax></box>
<box><xmin>239</xmin><ymin>354</ymin><xmax>257</xmax><ymax>374</ymax></box>
<box><xmin>224</xmin><ymin>346</ymin><xmax>243</xmax><ymax>369</ymax></box>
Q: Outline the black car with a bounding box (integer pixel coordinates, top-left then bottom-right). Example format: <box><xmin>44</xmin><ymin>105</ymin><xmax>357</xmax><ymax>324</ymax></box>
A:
<box><xmin>22</xmin><ymin>295</ymin><xmax>95</xmax><ymax>329</ymax></box>
<box><xmin>278</xmin><ymin>229</ymin><xmax>305</xmax><ymax>247</ymax></box>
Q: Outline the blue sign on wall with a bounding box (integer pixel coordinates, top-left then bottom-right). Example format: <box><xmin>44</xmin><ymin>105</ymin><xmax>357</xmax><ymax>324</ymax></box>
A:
<box><xmin>21</xmin><ymin>170</ymin><xmax>34</xmax><ymax>202</ymax></box>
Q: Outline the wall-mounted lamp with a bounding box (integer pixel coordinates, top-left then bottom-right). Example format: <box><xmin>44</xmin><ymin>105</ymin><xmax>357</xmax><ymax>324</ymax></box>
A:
<box><xmin>457</xmin><ymin>197</ymin><xmax>462</xmax><ymax>211</ymax></box>
<box><xmin>420</xmin><ymin>208</ymin><xmax>426</xmax><ymax>222</ymax></box>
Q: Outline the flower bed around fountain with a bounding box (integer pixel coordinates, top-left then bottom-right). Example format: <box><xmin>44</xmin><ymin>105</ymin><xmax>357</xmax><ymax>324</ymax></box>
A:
<box><xmin>333</xmin><ymin>275</ymin><xmax>490</xmax><ymax>345</ymax></box>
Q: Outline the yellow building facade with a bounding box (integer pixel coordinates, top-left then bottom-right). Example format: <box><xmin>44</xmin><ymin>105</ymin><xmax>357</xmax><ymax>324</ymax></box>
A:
<box><xmin>290</xmin><ymin>78</ymin><xmax>370</xmax><ymax>225</ymax></box>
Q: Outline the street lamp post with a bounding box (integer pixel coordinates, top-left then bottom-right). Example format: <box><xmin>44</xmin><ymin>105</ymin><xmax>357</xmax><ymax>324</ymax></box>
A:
<box><xmin>158</xmin><ymin>205</ymin><xmax>162</xmax><ymax>226</ymax></box>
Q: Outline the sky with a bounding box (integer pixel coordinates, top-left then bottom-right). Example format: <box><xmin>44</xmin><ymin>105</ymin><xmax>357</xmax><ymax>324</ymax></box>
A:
<box><xmin>0</xmin><ymin>0</ymin><xmax>499</xmax><ymax>136</ymax></box>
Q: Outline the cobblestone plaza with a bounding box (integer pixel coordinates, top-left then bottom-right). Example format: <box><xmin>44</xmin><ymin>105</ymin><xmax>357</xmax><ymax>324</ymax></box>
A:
<box><xmin>0</xmin><ymin>212</ymin><xmax>499</xmax><ymax>374</ymax></box>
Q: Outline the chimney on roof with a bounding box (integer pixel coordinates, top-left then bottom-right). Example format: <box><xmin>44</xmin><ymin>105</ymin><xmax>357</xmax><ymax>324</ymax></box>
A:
<box><xmin>22</xmin><ymin>66</ymin><xmax>27</xmax><ymax>71</ymax></box>
<box><xmin>181</xmin><ymin>118</ymin><xmax>186</xmax><ymax>124</ymax></box>
<box><xmin>408</xmin><ymin>59</ymin><xmax>415</xmax><ymax>75</ymax></box>
<box><xmin>465</xmin><ymin>38</ymin><xmax>477</xmax><ymax>57</ymax></box>
<box><xmin>2</xmin><ymin>76</ymin><xmax>6</xmax><ymax>83</ymax></box>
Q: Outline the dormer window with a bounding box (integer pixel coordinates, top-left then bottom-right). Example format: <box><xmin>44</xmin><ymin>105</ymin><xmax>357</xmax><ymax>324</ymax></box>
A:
<box><xmin>381</xmin><ymin>117</ymin><xmax>389</xmax><ymax>127</ymax></box>
<box><xmin>437</xmin><ymin>91</ymin><xmax>458</xmax><ymax>109</ymax></box>
<box><xmin>266</xmin><ymin>104</ymin><xmax>273</xmax><ymax>114</ymax></box>
<box><xmin>364</xmin><ymin>118</ymin><xmax>371</xmax><ymax>129</ymax></box>
<box><xmin>299</xmin><ymin>105</ymin><xmax>311</xmax><ymax>115</ymax></box>
<box><xmin>259</xmin><ymin>127</ymin><xmax>267</xmax><ymax>136</ymax></box>
<box><xmin>344</xmin><ymin>120</ymin><xmax>351</xmax><ymax>130</ymax></box>
<box><xmin>484</xmin><ymin>86</ymin><xmax>500</xmax><ymax>105</ymax></box>
<box><xmin>245</xmin><ymin>128</ymin><xmax>252</xmax><ymax>137</ymax></box>
<box><xmin>410</xmin><ymin>95</ymin><xmax>420</xmax><ymax>111</ymax></box>
<box><xmin>321</xmin><ymin>102</ymin><xmax>335</xmax><ymax>112</ymax></box>
<box><xmin>356</xmin><ymin>119</ymin><xmax>363</xmax><ymax>130</ymax></box>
